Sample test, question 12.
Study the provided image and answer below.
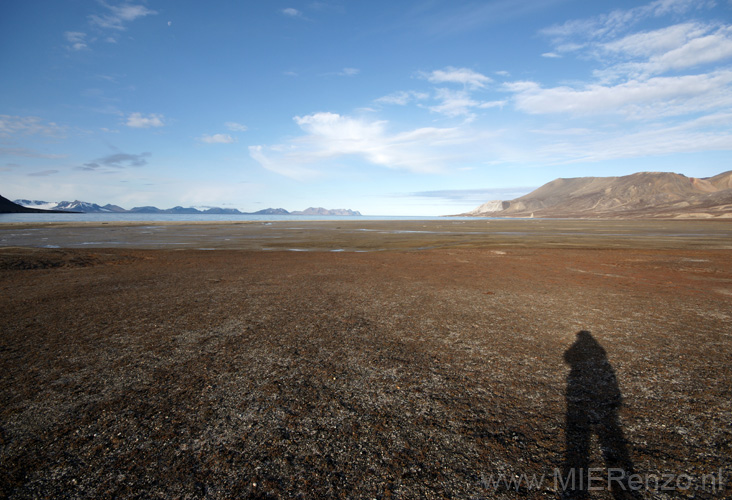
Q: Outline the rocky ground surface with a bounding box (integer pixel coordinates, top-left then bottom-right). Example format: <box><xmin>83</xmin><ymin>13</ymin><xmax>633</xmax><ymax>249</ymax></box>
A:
<box><xmin>1</xmin><ymin>228</ymin><xmax>731</xmax><ymax>498</ymax></box>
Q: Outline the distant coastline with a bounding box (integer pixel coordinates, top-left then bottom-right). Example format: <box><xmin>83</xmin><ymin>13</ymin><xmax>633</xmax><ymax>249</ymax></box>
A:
<box><xmin>11</xmin><ymin>199</ymin><xmax>362</xmax><ymax>217</ymax></box>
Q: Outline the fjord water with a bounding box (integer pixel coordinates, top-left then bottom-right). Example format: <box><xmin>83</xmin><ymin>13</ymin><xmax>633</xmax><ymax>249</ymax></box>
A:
<box><xmin>0</xmin><ymin>213</ymin><xmax>474</xmax><ymax>223</ymax></box>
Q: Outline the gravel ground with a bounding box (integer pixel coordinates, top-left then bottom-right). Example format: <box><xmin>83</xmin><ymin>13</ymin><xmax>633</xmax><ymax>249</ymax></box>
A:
<box><xmin>1</xmin><ymin>237</ymin><xmax>731</xmax><ymax>498</ymax></box>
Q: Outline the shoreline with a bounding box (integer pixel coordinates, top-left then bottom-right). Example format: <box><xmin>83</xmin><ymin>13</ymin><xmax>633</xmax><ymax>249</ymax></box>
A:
<box><xmin>1</xmin><ymin>219</ymin><xmax>732</xmax><ymax>251</ymax></box>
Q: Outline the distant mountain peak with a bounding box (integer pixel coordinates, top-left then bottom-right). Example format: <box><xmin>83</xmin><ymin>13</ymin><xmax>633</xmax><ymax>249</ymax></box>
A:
<box><xmin>290</xmin><ymin>207</ymin><xmax>362</xmax><ymax>216</ymax></box>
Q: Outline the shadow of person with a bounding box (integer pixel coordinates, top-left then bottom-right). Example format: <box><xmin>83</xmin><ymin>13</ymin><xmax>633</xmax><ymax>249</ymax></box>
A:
<box><xmin>561</xmin><ymin>331</ymin><xmax>638</xmax><ymax>499</ymax></box>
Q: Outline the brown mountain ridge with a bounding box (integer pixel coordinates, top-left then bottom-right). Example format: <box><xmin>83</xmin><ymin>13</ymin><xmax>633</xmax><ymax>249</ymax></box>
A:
<box><xmin>461</xmin><ymin>171</ymin><xmax>732</xmax><ymax>219</ymax></box>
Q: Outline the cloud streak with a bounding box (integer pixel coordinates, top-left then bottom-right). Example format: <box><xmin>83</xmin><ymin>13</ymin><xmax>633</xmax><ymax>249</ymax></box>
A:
<box><xmin>250</xmin><ymin>112</ymin><xmax>473</xmax><ymax>179</ymax></box>
<box><xmin>281</xmin><ymin>8</ymin><xmax>304</xmax><ymax>18</ymax></box>
<box><xmin>79</xmin><ymin>152</ymin><xmax>151</xmax><ymax>171</ymax></box>
<box><xmin>126</xmin><ymin>112</ymin><xmax>165</xmax><ymax>128</ymax></box>
<box><xmin>89</xmin><ymin>2</ymin><xmax>157</xmax><ymax>31</ymax></box>
<box><xmin>506</xmin><ymin>71</ymin><xmax>732</xmax><ymax>118</ymax></box>
<box><xmin>199</xmin><ymin>133</ymin><xmax>236</xmax><ymax>144</ymax></box>
<box><xmin>225</xmin><ymin>122</ymin><xmax>248</xmax><ymax>132</ymax></box>
<box><xmin>0</xmin><ymin>147</ymin><xmax>66</xmax><ymax>159</ymax></box>
<box><xmin>64</xmin><ymin>31</ymin><xmax>89</xmax><ymax>51</ymax></box>
<box><xmin>0</xmin><ymin>115</ymin><xmax>66</xmax><ymax>138</ymax></box>
<box><xmin>28</xmin><ymin>170</ymin><xmax>60</xmax><ymax>177</ymax></box>
<box><xmin>424</xmin><ymin>67</ymin><xmax>492</xmax><ymax>89</ymax></box>
<box><xmin>409</xmin><ymin>187</ymin><xmax>534</xmax><ymax>202</ymax></box>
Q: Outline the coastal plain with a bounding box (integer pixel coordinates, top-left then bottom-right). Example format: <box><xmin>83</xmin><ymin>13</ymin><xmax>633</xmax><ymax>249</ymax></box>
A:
<box><xmin>1</xmin><ymin>220</ymin><xmax>731</xmax><ymax>498</ymax></box>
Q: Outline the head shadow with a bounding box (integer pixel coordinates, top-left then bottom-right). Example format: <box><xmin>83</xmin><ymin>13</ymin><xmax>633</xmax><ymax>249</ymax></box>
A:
<box><xmin>561</xmin><ymin>330</ymin><xmax>638</xmax><ymax>499</ymax></box>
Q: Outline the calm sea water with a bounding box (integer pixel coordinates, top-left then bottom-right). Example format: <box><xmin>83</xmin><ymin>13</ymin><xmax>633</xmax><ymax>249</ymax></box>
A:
<box><xmin>0</xmin><ymin>213</ymin><xmax>479</xmax><ymax>223</ymax></box>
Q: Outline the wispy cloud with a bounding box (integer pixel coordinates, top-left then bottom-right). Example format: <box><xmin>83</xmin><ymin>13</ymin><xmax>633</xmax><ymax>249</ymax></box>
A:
<box><xmin>375</xmin><ymin>90</ymin><xmax>429</xmax><ymax>106</ymax></box>
<box><xmin>28</xmin><ymin>170</ymin><xmax>60</xmax><ymax>177</ymax></box>
<box><xmin>89</xmin><ymin>2</ymin><xmax>157</xmax><ymax>31</ymax></box>
<box><xmin>281</xmin><ymin>7</ymin><xmax>304</xmax><ymax>18</ymax></box>
<box><xmin>66</xmin><ymin>2</ymin><xmax>157</xmax><ymax>50</ymax></box>
<box><xmin>505</xmin><ymin>0</ymin><xmax>732</xmax><ymax>123</ymax></box>
<box><xmin>374</xmin><ymin>67</ymin><xmax>502</xmax><ymax>120</ymax></box>
<box><xmin>126</xmin><ymin>112</ymin><xmax>165</xmax><ymax>128</ymax></box>
<box><xmin>199</xmin><ymin>133</ymin><xmax>236</xmax><ymax>144</ymax></box>
<box><xmin>530</xmin><ymin>112</ymin><xmax>732</xmax><ymax>165</ymax></box>
<box><xmin>506</xmin><ymin>71</ymin><xmax>732</xmax><ymax>118</ymax></box>
<box><xmin>595</xmin><ymin>23</ymin><xmax>732</xmax><ymax>81</ymax></box>
<box><xmin>409</xmin><ymin>187</ymin><xmax>533</xmax><ymax>203</ymax></box>
<box><xmin>79</xmin><ymin>152</ymin><xmax>151</xmax><ymax>171</ymax></box>
<box><xmin>225</xmin><ymin>122</ymin><xmax>248</xmax><ymax>132</ymax></box>
<box><xmin>373</xmin><ymin>67</ymin><xmax>504</xmax><ymax>120</ymax></box>
<box><xmin>250</xmin><ymin>112</ymin><xmax>473</xmax><ymax>179</ymax></box>
<box><xmin>540</xmin><ymin>0</ymin><xmax>717</xmax><ymax>55</ymax></box>
<box><xmin>338</xmin><ymin>67</ymin><xmax>360</xmax><ymax>76</ymax></box>
<box><xmin>64</xmin><ymin>31</ymin><xmax>89</xmax><ymax>51</ymax></box>
<box><xmin>429</xmin><ymin>88</ymin><xmax>482</xmax><ymax>118</ymax></box>
<box><xmin>424</xmin><ymin>67</ymin><xmax>492</xmax><ymax>89</ymax></box>
<box><xmin>0</xmin><ymin>147</ymin><xmax>66</xmax><ymax>159</ymax></box>
<box><xmin>0</xmin><ymin>115</ymin><xmax>66</xmax><ymax>138</ymax></box>
<box><xmin>417</xmin><ymin>0</ymin><xmax>571</xmax><ymax>36</ymax></box>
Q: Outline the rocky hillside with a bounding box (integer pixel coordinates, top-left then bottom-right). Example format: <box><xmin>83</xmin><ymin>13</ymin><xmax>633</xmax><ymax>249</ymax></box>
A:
<box><xmin>461</xmin><ymin>171</ymin><xmax>732</xmax><ymax>219</ymax></box>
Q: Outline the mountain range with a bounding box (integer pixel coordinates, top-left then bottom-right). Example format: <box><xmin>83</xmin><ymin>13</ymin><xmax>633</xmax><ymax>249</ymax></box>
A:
<box><xmin>461</xmin><ymin>171</ymin><xmax>732</xmax><ymax>219</ymax></box>
<box><xmin>0</xmin><ymin>195</ymin><xmax>72</xmax><ymax>214</ymax></box>
<box><xmin>9</xmin><ymin>199</ymin><xmax>361</xmax><ymax>216</ymax></box>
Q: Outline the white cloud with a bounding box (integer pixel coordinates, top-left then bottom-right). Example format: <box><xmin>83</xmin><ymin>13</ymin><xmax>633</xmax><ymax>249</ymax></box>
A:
<box><xmin>541</xmin><ymin>52</ymin><xmax>561</xmax><ymax>58</ymax></box>
<box><xmin>375</xmin><ymin>90</ymin><xmax>429</xmax><ymax>106</ymax></box>
<box><xmin>595</xmin><ymin>24</ymin><xmax>732</xmax><ymax>81</ymax></box>
<box><xmin>338</xmin><ymin>67</ymin><xmax>360</xmax><ymax>76</ymax></box>
<box><xmin>547</xmin><ymin>0</ymin><xmax>722</xmax><ymax>56</ymax></box>
<box><xmin>417</xmin><ymin>0</ymin><xmax>574</xmax><ymax>36</ymax></box>
<box><xmin>425</xmin><ymin>67</ymin><xmax>492</xmax><ymax>89</ymax></box>
<box><xmin>531</xmin><ymin>113</ymin><xmax>732</xmax><ymax>165</ymax></box>
<box><xmin>126</xmin><ymin>112</ymin><xmax>165</xmax><ymax>128</ymax></box>
<box><xmin>225</xmin><ymin>122</ymin><xmax>248</xmax><ymax>132</ymax></box>
<box><xmin>249</xmin><ymin>145</ymin><xmax>319</xmax><ymax>180</ymax></box>
<box><xmin>0</xmin><ymin>115</ymin><xmax>66</xmax><ymax>138</ymax></box>
<box><xmin>199</xmin><ymin>133</ymin><xmax>236</xmax><ymax>144</ymax></box>
<box><xmin>64</xmin><ymin>31</ymin><xmax>88</xmax><ymax>51</ymax></box>
<box><xmin>428</xmin><ymin>89</ymin><xmax>506</xmax><ymax>118</ymax></box>
<box><xmin>0</xmin><ymin>147</ymin><xmax>66</xmax><ymax>159</ymax></box>
<box><xmin>281</xmin><ymin>8</ymin><xmax>303</xmax><ymax>17</ymax></box>
<box><xmin>540</xmin><ymin>0</ymin><xmax>709</xmax><ymax>44</ymax></box>
<box><xmin>479</xmin><ymin>100</ymin><xmax>507</xmax><ymax>109</ymax></box>
<box><xmin>249</xmin><ymin>112</ymin><xmax>474</xmax><ymax>179</ymax></box>
<box><xmin>506</xmin><ymin>71</ymin><xmax>732</xmax><ymax>118</ymax></box>
<box><xmin>600</xmin><ymin>22</ymin><xmax>708</xmax><ymax>59</ymax></box>
<box><xmin>429</xmin><ymin>88</ymin><xmax>481</xmax><ymax>118</ymax></box>
<box><xmin>89</xmin><ymin>2</ymin><xmax>157</xmax><ymax>31</ymax></box>
<box><xmin>514</xmin><ymin>2</ymin><xmax>732</xmax><ymax>121</ymax></box>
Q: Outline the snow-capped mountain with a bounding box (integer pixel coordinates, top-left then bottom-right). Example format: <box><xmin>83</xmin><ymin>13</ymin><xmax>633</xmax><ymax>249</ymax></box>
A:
<box><xmin>54</xmin><ymin>201</ymin><xmax>116</xmax><ymax>212</ymax></box>
<box><xmin>15</xmin><ymin>199</ymin><xmax>131</xmax><ymax>213</ymax></box>
<box><xmin>12</xmin><ymin>199</ymin><xmax>362</xmax><ymax>215</ymax></box>
<box><xmin>13</xmin><ymin>199</ymin><xmax>62</xmax><ymax>211</ymax></box>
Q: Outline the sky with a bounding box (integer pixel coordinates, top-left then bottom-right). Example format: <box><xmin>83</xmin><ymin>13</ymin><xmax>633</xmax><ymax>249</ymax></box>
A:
<box><xmin>1</xmin><ymin>0</ymin><xmax>732</xmax><ymax>215</ymax></box>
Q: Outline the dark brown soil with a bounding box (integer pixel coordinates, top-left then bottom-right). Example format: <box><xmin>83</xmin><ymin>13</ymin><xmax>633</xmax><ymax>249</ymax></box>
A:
<box><xmin>1</xmin><ymin>241</ymin><xmax>731</xmax><ymax>498</ymax></box>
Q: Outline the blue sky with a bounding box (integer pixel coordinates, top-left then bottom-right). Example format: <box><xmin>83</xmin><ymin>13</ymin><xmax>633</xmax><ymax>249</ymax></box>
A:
<box><xmin>1</xmin><ymin>0</ymin><xmax>731</xmax><ymax>215</ymax></box>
